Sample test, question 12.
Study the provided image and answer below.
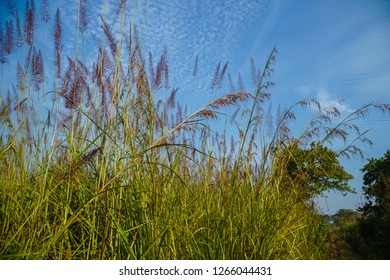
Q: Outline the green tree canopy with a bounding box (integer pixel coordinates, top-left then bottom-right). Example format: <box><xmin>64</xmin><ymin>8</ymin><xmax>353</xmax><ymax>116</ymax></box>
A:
<box><xmin>282</xmin><ymin>141</ymin><xmax>354</xmax><ymax>200</ymax></box>
<box><xmin>353</xmin><ymin>149</ymin><xmax>390</xmax><ymax>259</ymax></box>
<box><xmin>331</xmin><ymin>209</ymin><xmax>359</xmax><ymax>227</ymax></box>
<box><xmin>360</xmin><ymin>149</ymin><xmax>390</xmax><ymax>215</ymax></box>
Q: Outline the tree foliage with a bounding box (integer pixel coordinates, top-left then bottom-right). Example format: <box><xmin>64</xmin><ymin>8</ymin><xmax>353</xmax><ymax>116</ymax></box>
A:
<box><xmin>282</xmin><ymin>141</ymin><xmax>354</xmax><ymax>200</ymax></box>
<box><xmin>356</xmin><ymin>149</ymin><xmax>390</xmax><ymax>259</ymax></box>
<box><xmin>331</xmin><ymin>209</ymin><xmax>359</xmax><ymax>227</ymax></box>
<box><xmin>360</xmin><ymin>149</ymin><xmax>390</xmax><ymax>215</ymax></box>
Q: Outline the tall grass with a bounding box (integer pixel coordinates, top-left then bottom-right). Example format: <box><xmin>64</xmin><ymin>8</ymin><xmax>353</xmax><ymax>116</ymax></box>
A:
<box><xmin>0</xmin><ymin>0</ymin><xmax>389</xmax><ymax>260</ymax></box>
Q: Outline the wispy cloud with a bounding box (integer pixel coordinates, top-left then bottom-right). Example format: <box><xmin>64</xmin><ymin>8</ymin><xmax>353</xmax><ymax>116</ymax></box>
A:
<box><xmin>320</xmin><ymin>23</ymin><xmax>390</xmax><ymax>101</ymax></box>
<box><xmin>272</xmin><ymin>0</ymin><xmax>390</xmax><ymax>110</ymax></box>
<box><xmin>313</xmin><ymin>3</ymin><xmax>390</xmax><ymax>103</ymax></box>
<box><xmin>316</xmin><ymin>87</ymin><xmax>352</xmax><ymax>113</ymax></box>
<box><xmin>136</xmin><ymin>0</ymin><xmax>274</xmax><ymax>86</ymax></box>
<box><xmin>26</xmin><ymin>0</ymin><xmax>277</xmax><ymax>91</ymax></box>
<box><xmin>294</xmin><ymin>85</ymin><xmax>353</xmax><ymax>114</ymax></box>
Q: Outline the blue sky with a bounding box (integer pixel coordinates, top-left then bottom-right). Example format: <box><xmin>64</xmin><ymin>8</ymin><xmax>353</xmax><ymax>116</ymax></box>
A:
<box><xmin>1</xmin><ymin>0</ymin><xmax>389</xmax><ymax>214</ymax></box>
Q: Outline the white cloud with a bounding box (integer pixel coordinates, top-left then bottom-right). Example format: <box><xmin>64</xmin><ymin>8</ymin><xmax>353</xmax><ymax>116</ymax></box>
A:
<box><xmin>316</xmin><ymin>88</ymin><xmax>347</xmax><ymax>112</ymax></box>
<box><xmin>134</xmin><ymin>0</ymin><xmax>275</xmax><ymax>85</ymax></box>
<box><xmin>294</xmin><ymin>85</ymin><xmax>353</xmax><ymax>114</ymax></box>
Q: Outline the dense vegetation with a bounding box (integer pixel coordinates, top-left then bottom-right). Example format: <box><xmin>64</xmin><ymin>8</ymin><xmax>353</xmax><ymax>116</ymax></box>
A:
<box><xmin>331</xmin><ymin>150</ymin><xmax>390</xmax><ymax>259</ymax></box>
<box><xmin>0</xmin><ymin>0</ymin><xmax>389</xmax><ymax>259</ymax></box>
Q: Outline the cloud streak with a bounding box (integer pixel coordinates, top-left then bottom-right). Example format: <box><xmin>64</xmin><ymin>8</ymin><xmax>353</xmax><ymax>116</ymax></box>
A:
<box><xmin>135</xmin><ymin>0</ymin><xmax>274</xmax><ymax>85</ymax></box>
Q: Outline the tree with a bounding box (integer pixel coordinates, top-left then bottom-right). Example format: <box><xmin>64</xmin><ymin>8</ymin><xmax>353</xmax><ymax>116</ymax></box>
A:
<box><xmin>356</xmin><ymin>149</ymin><xmax>390</xmax><ymax>259</ymax></box>
<box><xmin>360</xmin><ymin>149</ymin><xmax>390</xmax><ymax>215</ymax></box>
<box><xmin>282</xmin><ymin>141</ymin><xmax>354</xmax><ymax>200</ymax></box>
<box><xmin>331</xmin><ymin>209</ymin><xmax>359</xmax><ymax>227</ymax></box>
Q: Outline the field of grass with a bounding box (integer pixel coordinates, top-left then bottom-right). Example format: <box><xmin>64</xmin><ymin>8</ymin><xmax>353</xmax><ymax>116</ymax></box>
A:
<box><xmin>1</xmin><ymin>0</ymin><xmax>388</xmax><ymax>260</ymax></box>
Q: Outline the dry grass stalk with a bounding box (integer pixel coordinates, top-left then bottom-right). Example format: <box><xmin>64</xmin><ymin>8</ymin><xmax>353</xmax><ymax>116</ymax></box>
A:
<box><xmin>149</xmin><ymin>91</ymin><xmax>250</xmax><ymax>149</ymax></box>
<box><xmin>40</xmin><ymin>0</ymin><xmax>50</xmax><ymax>24</ymax></box>
<box><xmin>0</xmin><ymin>26</ymin><xmax>6</xmax><ymax>65</ymax></box>
<box><xmin>24</xmin><ymin>0</ymin><xmax>36</xmax><ymax>45</ymax></box>
<box><xmin>5</xmin><ymin>20</ymin><xmax>14</xmax><ymax>57</ymax></box>
<box><xmin>192</xmin><ymin>54</ymin><xmax>199</xmax><ymax>77</ymax></box>
<box><xmin>100</xmin><ymin>15</ymin><xmax>117</xmax><ymax>58</ymax></box>
<box><xmin>54</xmin><ymin>8</ymin><xmax>62</xmax><ymax>78</ymax></box>
<box><xmin>79</xmin><ymin>0</ymin><xmax>89</xmax><ymax>34</ymax></box>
